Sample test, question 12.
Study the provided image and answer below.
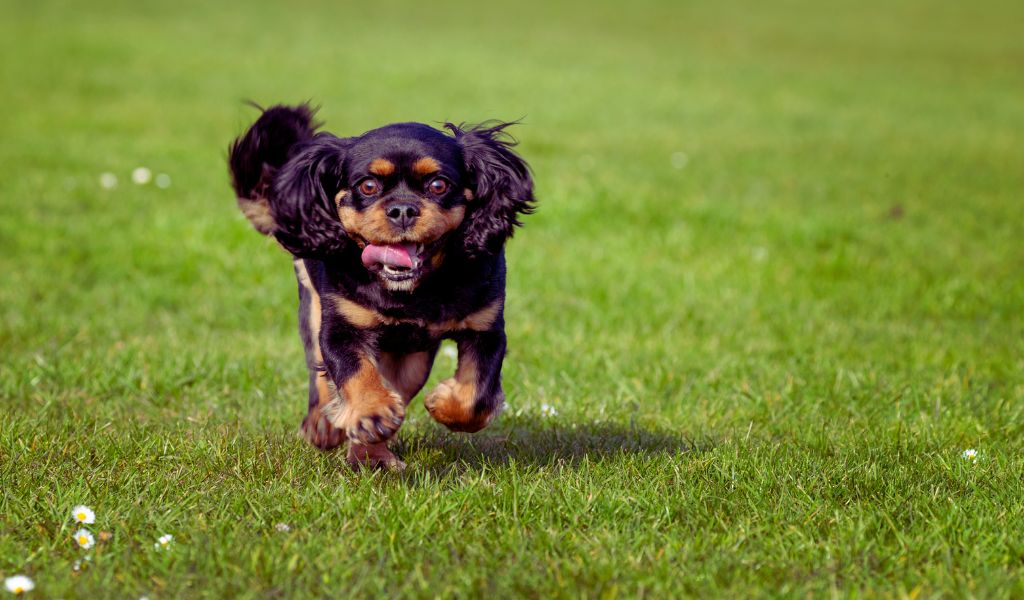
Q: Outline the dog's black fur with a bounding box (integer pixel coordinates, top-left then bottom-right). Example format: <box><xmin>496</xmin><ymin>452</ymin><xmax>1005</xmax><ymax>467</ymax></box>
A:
<box><xmin>228</xmin><ymin>104</ymin><xmax>534</xmax><ymax>468</ymax></box>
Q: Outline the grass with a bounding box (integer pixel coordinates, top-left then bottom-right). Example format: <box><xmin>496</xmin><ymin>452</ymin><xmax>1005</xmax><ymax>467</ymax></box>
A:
<box><xmin>2</xmin><ymin>0</ymin><xmax>1023</xmax><ymax>597</ymax></box>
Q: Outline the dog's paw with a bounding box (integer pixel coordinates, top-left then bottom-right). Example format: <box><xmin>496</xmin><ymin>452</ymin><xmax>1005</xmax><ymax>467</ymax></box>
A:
<box><xmin>346</xmin><ymin>442</ymin><xmax>406</xmax><ymax>472</ymax></box>
<box><xmin>326</xmin><ymin>389</ymin><xmax>405</xmax><ymax>445</ymax></box>
<box><xmin>424</xmin><ymin>378</ymin><xmax>500</xmax><ymax>433</ymax></box>
<box><xmin>300</xmin><ymin>406</ymin><xmax>346</xmax><ymax>450</ymax></box>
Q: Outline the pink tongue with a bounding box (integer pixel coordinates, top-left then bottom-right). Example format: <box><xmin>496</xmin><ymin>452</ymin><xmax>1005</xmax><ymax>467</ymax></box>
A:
<box><xmin>361</xmin><ymin>244</ymin><xmax>415</xmax><ymax>269</ymax></box>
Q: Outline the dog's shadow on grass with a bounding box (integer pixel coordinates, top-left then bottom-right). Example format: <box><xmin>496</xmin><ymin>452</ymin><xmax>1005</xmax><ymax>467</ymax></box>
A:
<box><xmin>391</xmin><ymin>419</ymin><xmax>700</xmax><ymax>479</ymax></box>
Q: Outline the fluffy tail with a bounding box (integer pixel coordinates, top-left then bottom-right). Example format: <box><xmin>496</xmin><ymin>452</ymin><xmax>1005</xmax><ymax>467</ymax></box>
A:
<box><xmin>228</xmin><ymin>103</ymin><xmax>320</xmax><ymax>234</ymax></box>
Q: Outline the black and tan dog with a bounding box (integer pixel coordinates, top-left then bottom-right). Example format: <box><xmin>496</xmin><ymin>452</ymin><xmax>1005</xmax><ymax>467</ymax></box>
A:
<box><xmin>228</xmin><ymin>104</ymin><xmax>534</xmax><ymax>469</ymax></box>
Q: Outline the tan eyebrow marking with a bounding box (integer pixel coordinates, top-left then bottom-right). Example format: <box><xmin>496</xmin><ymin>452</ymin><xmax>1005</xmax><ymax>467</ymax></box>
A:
<box><xmin>368</xmin><ymin>158</ymin><xmax>395</xmax><ymax>176</ymax></box>
<box><xmin>412</xmin><ymin>156</ymin><xmax>441</xmax><ymax>177</ymax></box>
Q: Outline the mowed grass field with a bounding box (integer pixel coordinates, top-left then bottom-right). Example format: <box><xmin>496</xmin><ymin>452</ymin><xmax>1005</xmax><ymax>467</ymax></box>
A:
<box><xmin>2</xmin><ymin>0</ymin><xmax>1023</xmax><ymax>597</ymax></box>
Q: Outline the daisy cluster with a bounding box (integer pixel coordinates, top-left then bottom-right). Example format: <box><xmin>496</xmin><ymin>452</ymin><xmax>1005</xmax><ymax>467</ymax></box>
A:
<box><xmin>68</xmin><ymin>504</ymin><xmax>100</xmax><ymax>579</ymax></box>
<box><xmin>98</xmin><ymin>167</ymin><xmax>172</xmax><ymax>190</ymax></box>
<box><xmin>71</xmin><ymin>504</ymin><xmax>97</xmax><ymax>553</ymax></box>
<box><xmin>2</xmin><ymin>504</ymin><xmax>180</xmax><ymax>595</ymax></box>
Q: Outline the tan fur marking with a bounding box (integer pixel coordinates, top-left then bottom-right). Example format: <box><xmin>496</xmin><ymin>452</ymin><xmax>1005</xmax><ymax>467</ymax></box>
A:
<box><xmin>315</xmin><ymin>371</ymin><xmax>331</xmax><ymax>403</ymax></box>
<box><xmin>324</xmin><ymin>356</ymin><xmax>405</xmax><ymax>444</ymax></box>
<box><xmin>296</xmin><ymin>260</ymin><xmax>344</xmax><ymax>449</ymax></box>
<box><xmin>310</xmin><ymin>298</ymin><xmax>323</xmax><ymax>363</ymax></box>
<box><xmin>427</xmin><ymin>297</ymin><xmax>503</xmax><ymax>335</ymax></box>
<box><xmin>424</xmin><ymin>352</ymin><xmax>492</xmax><ymax>432</ymax></box>
<box><xmin>295</xmin><ymin>260</ymin><xmax>325</xmax><ymax>364</ymax></box>
<box><xmin>339</xmin><ymin>357</ymin><xmax>398</xmax><ymax>410</ymax></box>
<box><xmin>237</xmin><ymin>196</ymin><xmax>275</xmax><ymax>235</ymax></box>
<box><xmin>333</xmin><ymin>295</ymin><xmax>499</xmax><ymax>334</ymax></box>
<box><xmin>412</xmin><ymin>156</ymin><xmax>441</xmax><ymax>177</ymax></box>
<box><xmin>430</xmin><ymin>249</ymin><xmax>446</xmax><ymax>269</ymax></box>
<box><xmin>463</xmin><ymin>188</ymin><xmax>474</xmax><ymax>201</ymax></box>
<box><xmin>368</xmin><ymin>158</ymin><xmax>395</xmax><ymax>176</ymax></box>
<box><xmin>334</xmin><ymin>190</ymin><xmax>349</xmax><ymax>206</ymax></box>
<box><xmin>409</xmin><ymin>204</ymin><xmax>465</xmax><ymax>242</ymax></box>
<box><xmin>462</xmin><ymin>297</ymin><xmax>503</xmax><ymax>331</ymax></box>
<box><xmin>379</xmin><ymin>351</ymin><xmax>432</xmax><ymax>404</ymax></box>
<box><xmin>454</xmin><ymin>353</ymin><xmax>478</xmax><ymax>399</ymax></box>
<box><xmin>334</xmin><ymin>296</ymin><xmax>388</xmax><ymax>328</ymax></box>
<box><xmin>338</xmin><ymin>204</ymin><xmax>399</xmax><ymax>244</ymax></box>
<box><xmin>340</xmin><ymin>200</ymin><xmax>464</xmax><ymax>247</ymax></box>
<box><xmin>295</xmin><ymin>259</ymin><xmax>312</xmax><ymax>286</ymax></box>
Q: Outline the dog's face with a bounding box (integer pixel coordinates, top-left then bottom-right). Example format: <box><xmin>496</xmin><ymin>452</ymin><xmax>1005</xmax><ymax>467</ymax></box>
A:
<box><xmin>335</xmin><ymin>125</ymin><xmax>469</xmax><ymax>291</ymax></box>
<box><xmin>230</xmin><ymin>106</ymin><xmax>534</xmax><ymax>292</ymax></box>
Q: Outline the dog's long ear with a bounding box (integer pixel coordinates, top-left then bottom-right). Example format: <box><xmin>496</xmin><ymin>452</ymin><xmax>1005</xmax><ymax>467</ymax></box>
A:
<box><xmin>445</xmin><ymin>121</ymin><xmax>535</xmax><ymax>257</ymax></box>
<box><xmin>229</xmin><ymin>104</ymin><xmax>350</xmax><ymax>257</ymax></box>
<box><xmin>269</xmin><ymin>134</ymin><xmax>350</xmax><ymax>256</ymax></box>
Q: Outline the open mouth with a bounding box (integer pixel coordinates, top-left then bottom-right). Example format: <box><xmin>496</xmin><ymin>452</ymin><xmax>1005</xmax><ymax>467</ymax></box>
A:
<box><xmin>361</xmin><ymin>242</ymin><xmax>428</xmax><ymax>284</ymax></box>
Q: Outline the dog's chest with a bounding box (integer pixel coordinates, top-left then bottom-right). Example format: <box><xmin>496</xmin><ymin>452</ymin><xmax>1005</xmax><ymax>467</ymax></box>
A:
<box><xmin>376</xmin><ymin>323</ymin><xmax>439</xmax><ymax>353</ymax></box>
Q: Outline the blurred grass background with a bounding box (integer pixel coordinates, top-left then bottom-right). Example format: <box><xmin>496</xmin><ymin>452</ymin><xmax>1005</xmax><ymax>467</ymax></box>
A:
<box><xmin>1</xmin><ymin>0</ymin><xmax>1023</xmax><ymax>597</ymax></box>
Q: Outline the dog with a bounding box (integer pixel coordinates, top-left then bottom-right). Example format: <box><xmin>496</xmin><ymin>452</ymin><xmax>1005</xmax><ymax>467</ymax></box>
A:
<box><xmin>228</xmin><ymin>104</ymin><xmax>534</xmax><ymax>469</ymax></box>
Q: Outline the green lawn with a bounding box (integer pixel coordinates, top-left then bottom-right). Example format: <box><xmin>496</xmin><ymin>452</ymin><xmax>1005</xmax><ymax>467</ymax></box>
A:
<box><xmin>2</xmin><ymin>0</ymin><xmax>1023</xmax><ymax>597</ymax></box>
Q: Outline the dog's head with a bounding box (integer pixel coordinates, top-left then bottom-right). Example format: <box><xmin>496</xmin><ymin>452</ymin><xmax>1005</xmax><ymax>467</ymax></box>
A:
<box><xmin>230</xmin><ymin>105</ymin><xmax>534</xmax><ymax>291</ymax></box>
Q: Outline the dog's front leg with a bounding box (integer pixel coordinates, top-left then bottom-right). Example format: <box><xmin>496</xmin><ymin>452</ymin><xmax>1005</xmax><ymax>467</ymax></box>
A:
<box><xmin>424</xmin><ymin>329</ymin><xmax>507</xmax><ymax>433</ymax></box>
<box><xmin>320</xmin><ymin>320</ymin><xmax>405</xmax><ymax>469</ymax></box>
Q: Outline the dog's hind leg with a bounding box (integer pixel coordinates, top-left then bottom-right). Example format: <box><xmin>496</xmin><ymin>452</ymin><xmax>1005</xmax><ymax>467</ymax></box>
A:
<box><xmin>294</xmin><ymin>259</ymin><xmax>346</xmax><ymax>450</ymax></box>
<box><xmin>378</xmin><ymin>347</ymin><xmax>439</xmax><ymax>406</ymax></box>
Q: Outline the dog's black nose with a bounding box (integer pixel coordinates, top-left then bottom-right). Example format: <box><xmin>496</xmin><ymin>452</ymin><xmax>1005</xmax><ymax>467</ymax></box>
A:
<box><xmin>386</xmin><ymin>203</ymin><xmax>420</xmax><ymax>229</ymax></box>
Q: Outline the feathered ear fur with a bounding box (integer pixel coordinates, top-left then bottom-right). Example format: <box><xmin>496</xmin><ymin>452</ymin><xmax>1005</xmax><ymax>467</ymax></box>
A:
<box><xmin>268</xmin><ymin>134</ymin><xmax>351</xmax><ymax>257</ymax></box>
<box><xmin>445</xmin><ymin>122</ymin><xmax>535</xmax><ymax>257</ymax></box>
<box><xmin>229</xmin><ymin>103</ymin><xmax>319</xmax><ymax>235</ymax></box>
<box><xmin>228</xmin><ymin>104</ymin><xmax>350</xmax><ymax>257</ymax></box>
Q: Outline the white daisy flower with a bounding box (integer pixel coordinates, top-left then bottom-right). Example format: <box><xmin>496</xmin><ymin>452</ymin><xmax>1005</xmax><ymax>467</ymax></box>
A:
<box><xmin>4</xmin><ymin>575</ymin><xmax>34</xmax><ymax>594</ymax></box>
<box><xmin>440</xmin><ymin>345</ymin><xmax>457</xmax><ymax>360</ymax></box>
<box><xmin>131</xmin><ymin>167</ymin><xmax>152</xmax><ymax>185</ymax></box>
<box><xmin>72</xmin><ymin>559</ymin><xmax>82</xmax><ymax>572</ymax></box>
<box><xmin>154</xmin><ymin>534</ymin><xmax>173</xmax><ymax>550</ymax></box>
<box><xmin>74</xmin><ymin>528</ymin><xmax>95</xmax><ymax>549</ymax></box>
<box><xmin>540</xmin><ymin>403</ymin><xmax>558</xmax><ymax>417</ymax></box>
<box><xmin>99</xmin><ymin>172</ymin><xmax>118</xmax><ymax>189</ymax></box>
<box><xmin>274</xmin><ymin>523</ymin><xmax>291</xmax><ymax>532</ymax></box>
<box><xmin>72</xmin><ymin>505</ymin><xmax>95</xmax><ymax>524</ymax></box>
<box><xmin>962</xmin><ymin>448</ymin><xmax>978</xmax><ymax>462</ymax></box>
<box><xmin>155</xmin><ymin>173</ymin><xmax>171</xmax><ymax>189</ymax></box>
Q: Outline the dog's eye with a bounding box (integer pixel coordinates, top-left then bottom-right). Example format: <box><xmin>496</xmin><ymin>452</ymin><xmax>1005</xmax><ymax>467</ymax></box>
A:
<box><xmin>358</xmin><ymin>179</ymin><xmax>380</xmax><ymax>196</ymax></box>
<box><xmin>427</xmin><ymin>178</ymin><xmax>448</xmax><ymax>195</ymax></box>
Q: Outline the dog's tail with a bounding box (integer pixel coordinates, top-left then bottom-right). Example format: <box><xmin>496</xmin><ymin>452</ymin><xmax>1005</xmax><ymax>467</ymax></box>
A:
<box><xmin>228</xmin><ymin>103</ymin><xmax>320</xmax><ymax>235</ymax></box>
